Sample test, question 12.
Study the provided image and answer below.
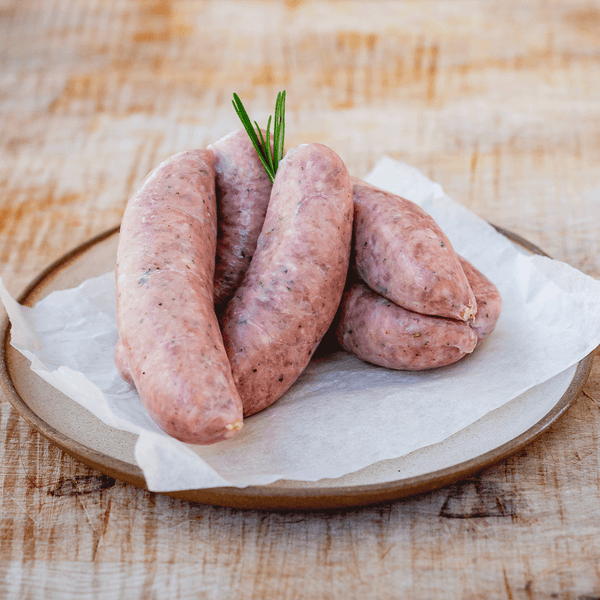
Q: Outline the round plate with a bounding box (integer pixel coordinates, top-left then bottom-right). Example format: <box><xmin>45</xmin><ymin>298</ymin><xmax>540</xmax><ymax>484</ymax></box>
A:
<box><xmin>0</xmin><ymin>227</ymin><xmax>594</xmax><ymax>510</ymax></box>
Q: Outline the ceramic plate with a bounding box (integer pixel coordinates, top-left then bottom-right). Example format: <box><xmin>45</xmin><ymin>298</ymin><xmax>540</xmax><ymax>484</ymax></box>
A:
<box><xmin>0</xmin><ymin>227</ymin><xmax>593</xmax><ymax>509</ymax></box>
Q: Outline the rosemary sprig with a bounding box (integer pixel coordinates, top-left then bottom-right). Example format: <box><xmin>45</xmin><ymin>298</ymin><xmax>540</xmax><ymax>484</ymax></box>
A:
<box><xmin>232</xmin><ymin>91</ymin><xmax>286</xmax><ymax>183</ymax></box>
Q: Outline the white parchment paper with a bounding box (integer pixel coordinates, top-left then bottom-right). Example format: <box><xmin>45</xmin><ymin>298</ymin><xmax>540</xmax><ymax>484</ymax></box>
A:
<box><xmin>2</xmin><ymin>158</ymin><xmax>600</xmax><ymax>492</ymax></box>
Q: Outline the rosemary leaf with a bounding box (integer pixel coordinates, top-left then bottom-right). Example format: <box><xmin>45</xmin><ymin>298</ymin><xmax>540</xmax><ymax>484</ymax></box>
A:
<box><xmin>256</xmin><ymin>118</ymin><xmax>274</xmax><ymax>174</ymax></box>
<box><xmin>232</xmin><ymin>91</ymin><xmax>286</xmax><ymax>183</ymax></box>
<box><xmin>232</xmin><ymin>93</ymin><xmax>275</xmax><ymax>182</ymax></box>
<box><xmin>274</xmin><ymin>90</ymin><xmax>286</xmax><ymax>166</ymax></box>
<box><xmin>265</xmin><ymin>114</ymin><xmax>275</xmax><ymax>172</ymax></box>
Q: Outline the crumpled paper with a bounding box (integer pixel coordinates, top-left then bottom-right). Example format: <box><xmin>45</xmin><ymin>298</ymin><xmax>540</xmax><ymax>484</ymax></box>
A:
<box><xmin>2</xmin><ymin>157</ymin><xmax>600</xmax><ymax>492</ymax></box>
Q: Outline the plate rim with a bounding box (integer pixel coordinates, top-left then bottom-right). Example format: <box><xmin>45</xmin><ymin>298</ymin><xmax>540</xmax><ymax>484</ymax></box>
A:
<box><xmin>0</xmin><ymin>225</ymin><xmax>594</xmax><ymax>510</ymax></box>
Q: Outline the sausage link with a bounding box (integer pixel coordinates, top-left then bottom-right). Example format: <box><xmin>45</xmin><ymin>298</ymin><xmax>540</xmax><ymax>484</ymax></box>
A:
<box><xmin>336</xmin><ymin>281</ymin><xmax>477</xmax><ymax>370</ymax></box>
<box><xmin>115</xmin><ymin>150</ymin><xmax>244</xmax><ymax>444</ymax></box>
<box><xmin>352</xmin><ymin>179</ymin><xmax>477</xmax><ymax>321</ymax></box>
<box><xmin>220</xmin><ymin>143</ymin><xmax>354</xmax><ymax>416</ymax></box>
<box><xmin>209</xmin><ymin>129</ymin><xmax>273</xmax><ymax>308</ymax></box>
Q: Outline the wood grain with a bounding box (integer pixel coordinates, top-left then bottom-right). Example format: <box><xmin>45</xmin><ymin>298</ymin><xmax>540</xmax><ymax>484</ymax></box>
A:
<box><xmin>1</xmin><ymin>0</ymin><xmax>600</xmax><ymax>598</ymax></box>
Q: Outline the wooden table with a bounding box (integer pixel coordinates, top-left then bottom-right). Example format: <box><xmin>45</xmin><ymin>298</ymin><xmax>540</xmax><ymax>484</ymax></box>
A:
<box><xmin>1</xmin><ymin>1</ymin><xmax>600</xmax><ymax>597</ymax></box>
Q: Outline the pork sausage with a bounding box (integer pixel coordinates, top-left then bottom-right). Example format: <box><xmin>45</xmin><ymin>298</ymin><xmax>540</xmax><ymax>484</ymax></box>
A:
<box><xmin>352</xmin><ymin>179</ymin><xmax>477</xmax><ymax>321</ymax></box>
<box><xmin>220</xmin><ymin>143</ymin><xmax>354</xmax><ymax>416</ymax></box>
<box><xmin>209</xmin><ymin>129</ymin><xmax>273</xmax><ymax>308</ymax></box>
<box><xmin>115</xmin><ymin>149</ymin><xmax>244</xmax><ymax>444</ymax></box>
<box><xmin>336</xmin><ymin>281</ymin><xmax>477</xmax><ymax>370</ymax></box>
<box><xmin>459</xmin><ymin>256</ymin><xmax>502</xmax><ymax>343</ymax></box>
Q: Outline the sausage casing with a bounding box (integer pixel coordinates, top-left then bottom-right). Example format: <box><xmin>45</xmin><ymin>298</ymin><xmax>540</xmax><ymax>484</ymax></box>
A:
<box><xmin>336</xmin><ymin>281</ymin><xmax>477</xmax><ymax>370</ymax></box>
<box><xmin>220</xmin><ymin>143</ymin><xmax>354</xmax><ymax>416</ymax></box>
<box><xmin>115</xmin><ymin>149</ymin><xmax>244</xmax><ymax>444</ymax></box>
<box><xmin>209</xmin><ymin>129</ymin><xmax>273</xmax><ymax>308</ymax></box>
<box><xmin>352</xmin><ymin>179</ymin><xmax>477</xmax><ymax>321</ymax></box>
<box><xmin>459</xmin><ymin>256</ymin><xmax>502</xmax><ymax>343</ymax></box>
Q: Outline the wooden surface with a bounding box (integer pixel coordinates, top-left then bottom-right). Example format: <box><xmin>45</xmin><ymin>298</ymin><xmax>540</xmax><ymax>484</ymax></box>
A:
<box><xmin>1</xmin><ymin>0</ymin><xmax>600</xmax><ymax>597</ymax></box>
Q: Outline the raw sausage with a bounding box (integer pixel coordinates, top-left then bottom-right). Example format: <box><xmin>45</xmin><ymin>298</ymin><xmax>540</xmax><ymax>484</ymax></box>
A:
<box><xmin>220</xmin><ymin>143</ymin><xmax>353</xmax><ymax>416</ymax></box>
<box><xmin>336</xmin><ymin>281</ymin><xmax>477</xmax><ymax>370</ymax></box>
<box><xmin>352</xmin><ymin>179</ymin><xmax>477</xmax><ymax>321</ymax></box>
<box><xmin>209</xmin><ymin>129</ymin><xmax>273</xmax><ymax>308</ymax></box>
<box><xmin>115</xmin><ymin>149</ymin><xmax>244</xmax><ymax>444</ymax></box>
<box><xmin>459</xmin><ymin>256</ymin><xmax>502</xmax><ymax>343</ymax></box>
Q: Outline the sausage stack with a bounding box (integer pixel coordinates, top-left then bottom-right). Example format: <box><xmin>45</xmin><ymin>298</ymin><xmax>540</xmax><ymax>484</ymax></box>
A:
<box><xmin>336</xmin><ymin>179</ymin><xmax>501</xmax><ymax>371</ymax></box>
<box><xmin>114</xmin><ymin>130</ymin><xmax>501</xmax><ymax>444</ymax></box>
